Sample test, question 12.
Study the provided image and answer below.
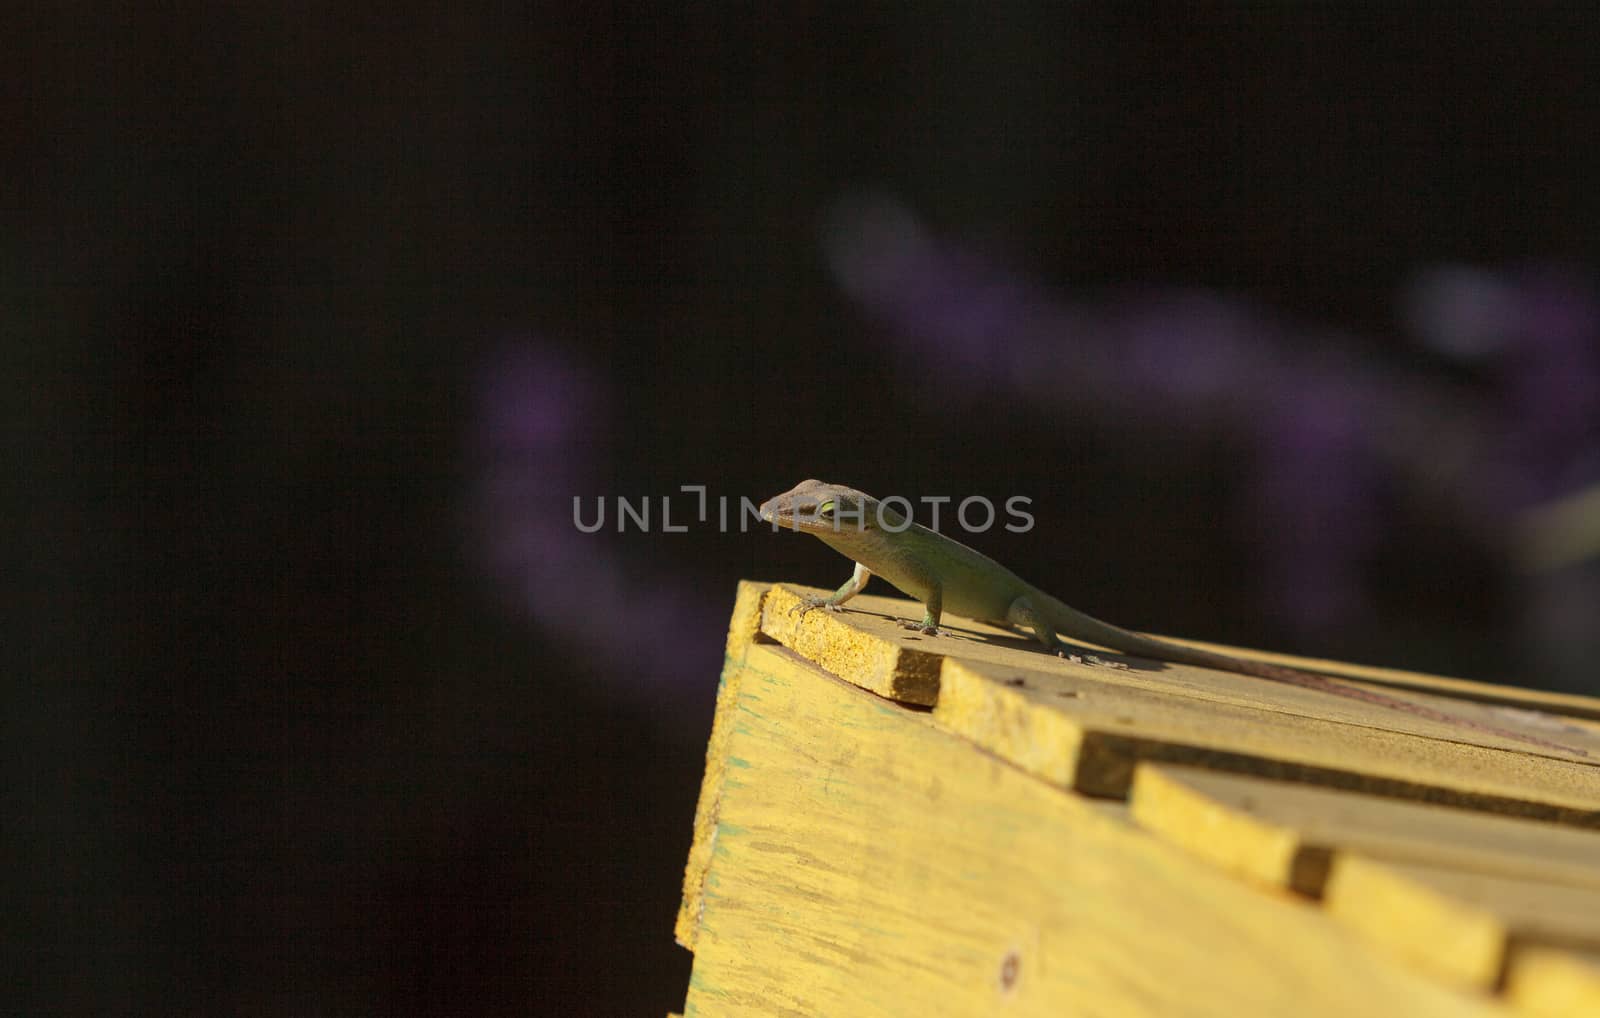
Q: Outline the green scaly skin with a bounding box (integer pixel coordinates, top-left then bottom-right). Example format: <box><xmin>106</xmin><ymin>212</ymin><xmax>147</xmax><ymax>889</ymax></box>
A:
<box><xmin>758</xmin><ymin>479</ymin><xmax>1587</xmax><ymax>759</ymax></box>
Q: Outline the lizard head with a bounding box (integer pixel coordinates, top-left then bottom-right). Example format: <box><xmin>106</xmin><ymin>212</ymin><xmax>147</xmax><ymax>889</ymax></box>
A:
<box><xmin>758</xmin><ymin>479</ymin><xmax>901</xmax><ymax>536</ymax></box>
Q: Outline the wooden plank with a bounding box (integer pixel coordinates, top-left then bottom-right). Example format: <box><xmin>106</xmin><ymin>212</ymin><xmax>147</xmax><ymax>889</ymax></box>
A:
<box><xmin>1142</xmin><ymin>633</ymin><xmax>1600</xmax><ymax>723</ymax></box>
<box><xmin>679</xmin><ymin>642</ymin><xmax>1500</xmax><ymax>1018</ymax></box>
<box><xmin>760</xmin><ymin>584</ymin><xmax>1600</xmax><ymax>761</ymax></box>
<box><xmin>1505</xmin><ymin>947</ymin><xmax>1600</xmax><ymax>1017</ymax></box>
<box><xmin>725</xmin><ymin>578</ymin><xmax>773</xmax><ymax>663</ymax></box>
<box><xmin>764</xmin><ymin>580</ymin><xmax>1600</xmax><ymax>731</ymax></box>
<box><xmin>932</xmin><ymin>655</ymin><xmax>1600</xmax><ymax>825</ymax></box>
<box><xmin>758</xmin><ymin>584</ymin><xmax>943</xmax><ymax>704</ymax></box>
<box><xmin>676</xmin><ymin>580</ymin><xmax>770</xmax><ymax>950</ymax></box>
<box><xmin>1128</xmin><ymin>764</ymin><xmax>1600</xmax><ymax>895</ymax></box>
<box><xmin>1324</xmin><ymin>856</ymin><xmax>1600</xmax><ymax>991</ymax></box>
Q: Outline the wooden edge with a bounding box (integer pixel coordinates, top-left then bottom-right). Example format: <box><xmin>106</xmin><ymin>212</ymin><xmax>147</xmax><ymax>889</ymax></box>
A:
<box><xmin>1128</xmin><ymin>763</ymin><xmax>1314</xmax><ymax>894</ymax></box>
<box><xmin>931</xmin><ymin>655</ymin><xmax>1087</xmax><ymax>787</ymax></box>
<box><xmin>1505</xmin><ymin>946</ymin><xmax>1600</xmax><ymax>1017</ymax></box>
<box><xmin>748</xmin><ymin>582</ymin><xmax>1600</xmax><ymax>746</ymax></box>
<box><xmin>1149</xmin><ymin>632</ymin><xmax>1600</xmax><ymax>723</ymax></box>
<box><xmin>1323</xmin><ymin>854</ymin><xmax>1507</xmax><ymax>991</ymax></box>
<box><xmin>935</xmin><ymin>657</ymin><xmax>1600</xmax><ymax>824</ymax></box>
<box><xmin>1131</xmin><ymin>764</ymin><xmax>1600</xmax><ymax>896</ymax></box>
<box><xmin>758</xmin><ymin>583</ymin><xmax>942</xmax><ymax>705</ymax></box>
<box><xmin>688</xmin><ymin>641</ymin><xmax>1504</xmax><ymax>1017</ymax></box>
<box><xmin>1325</xmin><ymin>858</ymin><xmax>1600</xmax><ymax>992</ymax></box>
<box><xmin>676</xmin><ymin>580</ymin><xmax>770</xmax><ymax>949</ymax></box>
<box><xmin>755</xmin><ymin>584</ymin><xmax>1598</xmax><ymax>758</ymax></box>
<box><xmin>725</xmin><ymin>578</ymin><xmax>774</xmax><ymax>662</ymax></box>
<box><xmin>1331</xmin><ymin>857</ymin><xmax>1600</xmax><ymax>992</ymax></box>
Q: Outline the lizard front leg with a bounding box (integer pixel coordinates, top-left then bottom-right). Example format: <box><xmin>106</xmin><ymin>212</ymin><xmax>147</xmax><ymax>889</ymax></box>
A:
<box><xmin>793</xmin><ymin>561</ymin><xmax>872</xmax><ymax>618</ymax></box>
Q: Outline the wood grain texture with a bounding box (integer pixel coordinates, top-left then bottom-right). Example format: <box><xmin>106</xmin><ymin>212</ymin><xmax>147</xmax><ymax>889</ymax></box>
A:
<box><xmin>758</xmin><ymin>584</ymin><xmax>943</xmax><ymax>704</ymax></box>
<box><xmin>761</xmin><ymin>584</ymin><xmax>1600</xmax><ymax>761</ymax></box>
<box><xmin>678</xmin><ymin>642</ymin><xmax>1499</xmax><ymax>1018</ymax></box>
<box><xmin>676</xmin><ymin>580</ymin><xmax>770</xmax><ymax>950</ymax></box>
<box><xmin>1128</xmin><ymin>764</ymin><xmax>1600</xmax><ymax>895</ymax></box>
<box><xmin>934</xmin><ymin>655</ymin><xmax>1600</xmax><ymax>824</ymax></box>
<box><xmin>676</xmin><ymin>581</ymin><xmax>1600</xmax><ymax>1014</ymax></box>
<box><xmin>1134</xmin><ymin>634</ymin><xmax>1600</xmax><ymax>723</ymax></box>
<box><xmin>1324</xmin><ymin>856</ymin><xmax>1600</xmax><ymax>991</ymax></box>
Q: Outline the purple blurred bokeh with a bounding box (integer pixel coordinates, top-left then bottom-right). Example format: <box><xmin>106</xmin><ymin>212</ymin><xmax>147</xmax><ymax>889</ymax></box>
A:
<box><xmin>825</xmin><ymin>196</ymin><xmax>1600</xmax><ymax>653</ymax></box>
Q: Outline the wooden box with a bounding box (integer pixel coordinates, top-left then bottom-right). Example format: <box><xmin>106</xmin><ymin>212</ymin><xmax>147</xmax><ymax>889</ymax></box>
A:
<box><xmin>672</xmin><ymin>582</ymin><xmax>1600</xmax><ymax>1017</ymax></box>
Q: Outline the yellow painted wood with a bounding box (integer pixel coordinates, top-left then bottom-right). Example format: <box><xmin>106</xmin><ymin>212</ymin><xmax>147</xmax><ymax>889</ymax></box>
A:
<box><xmin>1146</xmin><ymin>632</ymin><xmax>1600</xmax><ymax>724</ymax></box>
<box><xmin>772</xmin><ymin>580</ymin><xmax>1600</xmax><ymax>730</ymax></box>
<box><xmin>933</xmin><ymin>655</ymin><xmax>1600</xmax><ymax>824</ymax></box>
<box><xmin>1324</xmin><ymin>856</ymin><xmax>1600</xmax><ymax>991</ymax></box>
<box><xmin>1129</xmin><ymin>764</ymin><xmax>1600</xmax><ymax>895</ymax></box>
<box><xmin>762</xmin><ymin>584</ymin><xmax>1600</xmax><ymax>761</ymax></box>
<box><xmin>724</xmin><ymin>578</ymin><xmax>772</xmax><ymax>663</ymax></box>
<box><xmin>1506</xmin><ymin>947</ymin><xmax>1600</xmax><ymax>1017</ymax></box>
<box><xmin>1128</xmin><ymin>763</ymin><xmax>1325</xmax><ymax>894</ymax></box>
<box><xmin>758</xmin><ymin>584</ymin><xmax>944</xmax><ymax>704</ymax></box>
<box><xmin>676</xmin><ymin>580</ymin><xmax>769</xmax><ymax>950</ymax></box>
<box><xmin>678</xmin><ymin>642</ymin><xmax>1500</xmax><ymax>1018</ymax></box>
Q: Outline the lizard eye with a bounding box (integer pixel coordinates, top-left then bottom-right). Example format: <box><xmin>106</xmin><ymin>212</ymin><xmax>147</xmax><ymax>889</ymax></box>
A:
<box><xmin>817</xmin><ymin>500</ymin><xmax>835</xmax><ymax>515</ymax></box>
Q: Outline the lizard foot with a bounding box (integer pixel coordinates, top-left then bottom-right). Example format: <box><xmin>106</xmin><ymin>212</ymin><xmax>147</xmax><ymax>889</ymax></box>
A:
<box><xmin>791</xmin><ymin>597</ymin><xmax>842</xmax><ymax>619</ymax></box>
<box><xmin>897</xmin><ymin>619</ymin><xmax>941</xmax><ymax>636</ymax></box>
<box><xmin>1055</xmin><ymin>649</ymin><xmax>1129</xmax><ymax>670</ymax></box>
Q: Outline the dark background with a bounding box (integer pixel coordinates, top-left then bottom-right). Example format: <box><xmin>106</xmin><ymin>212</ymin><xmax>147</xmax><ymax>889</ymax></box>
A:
<box><xmin>9</xmin><ymin>6</ymin><xmax>1599</xmax><ymax>1015</ymax></box>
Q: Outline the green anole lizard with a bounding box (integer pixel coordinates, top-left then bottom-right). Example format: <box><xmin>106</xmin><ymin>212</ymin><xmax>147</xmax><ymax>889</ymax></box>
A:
<box><xmin>758</xmin><ymin>479</ymin><xmax>1588</xmax><ymax>758</ymax></box>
